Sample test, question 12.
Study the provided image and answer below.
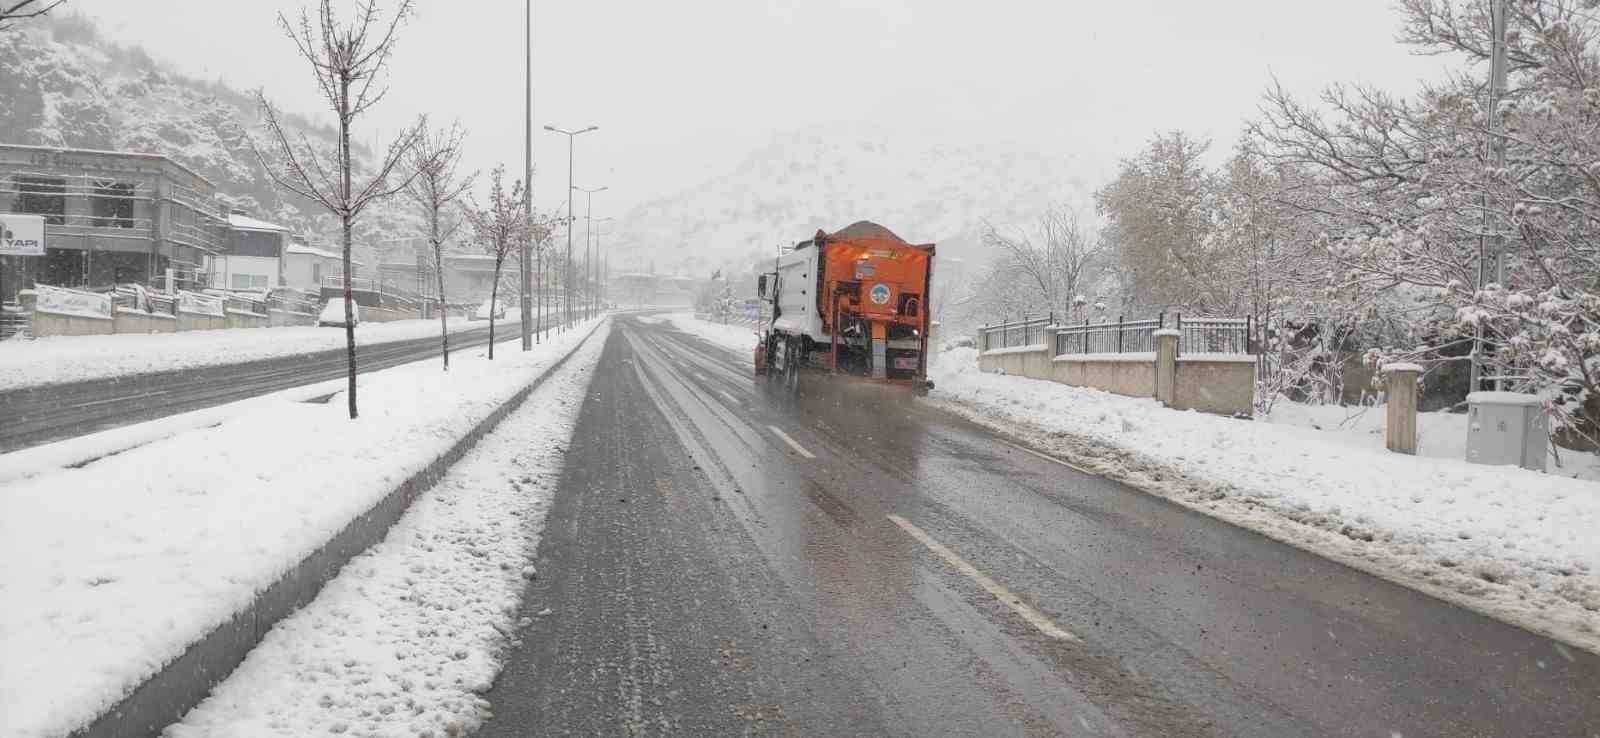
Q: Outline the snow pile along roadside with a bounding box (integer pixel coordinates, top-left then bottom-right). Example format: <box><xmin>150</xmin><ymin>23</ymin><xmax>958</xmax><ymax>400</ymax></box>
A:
<box><xmin>663</xmin><ymin>312</ymin><xmax>758</xmax><ymax>357</ymax></box>
<box><xmin>0</xmin><ymin>315</ymin><xmax>519</xmax><ymax>392</ymax></box>
<box><xmin>1264</xmin><ymin>401</ymin><xmax>1600</xmax><ymax>484</ymax></box>
<box><xmin>0</xmin><ymin>318</ymin><xmax>595</xmax><ymax>738</ymax></box>
<box><xmin>163</xmin><ymin>323</ymin><xmax>607</xmax><ymax>738</ymax></box>
<box><xmin>928</xmin><ymin>347</ymin><xmax>1600</xmax><ymax>652</ymax></box>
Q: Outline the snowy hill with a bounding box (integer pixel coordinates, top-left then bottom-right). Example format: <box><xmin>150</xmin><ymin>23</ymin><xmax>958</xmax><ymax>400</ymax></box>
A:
<box><xmin>609</xmin><ymin>121</ymin><xmax>1102</xmax><ymax>276</ymax></box>
<box><xmin>0</xmin><ymin>15</ymin><xmax>419</xmax><ymax>262</ymax></box>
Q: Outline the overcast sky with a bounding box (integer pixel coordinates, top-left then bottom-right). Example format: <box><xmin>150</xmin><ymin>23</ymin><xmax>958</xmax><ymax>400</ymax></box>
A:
<box><xmin>82</xmin><ymin>0</ymin><xmax>1450</xmax><ymax>217</ymax></box>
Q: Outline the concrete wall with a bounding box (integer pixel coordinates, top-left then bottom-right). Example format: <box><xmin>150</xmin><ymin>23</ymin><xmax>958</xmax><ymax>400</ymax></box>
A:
<box><xmin>1174</xmin><ymin>357</ymin><xmax>1256</xmax><ymax>416</ymax></box>
<box><xmin>177</xmin><ymin>312</ymin><xmax>226</xmax><ymax>332</ymax></box>
<box><xmin>32</xmin><ymin>310</ymin><xmax>114</xmax><ymax>337</ymax></box>
<box><xmin>1054</xmin><ymin>354</ymin><xmax>1157</xmax><ymax>399</ymax></box>
<box><xmin>114</xmin><ymin>309</ymin><xmax>178</xmax><ymax>334</ymax></box>
<box><xmin>269</xmin><ymin>309</ymin><xmax>316</xmax><ymax>327</ymax></box>
<box><xmin>226</xmin><ymin>310</ymin><xmax>270</xmax><ymax>329</ymax></box>
<box><xmin>977</xmin><ymin>339</ymin><xmax>1256</xmax><ymax>416</ymax></box>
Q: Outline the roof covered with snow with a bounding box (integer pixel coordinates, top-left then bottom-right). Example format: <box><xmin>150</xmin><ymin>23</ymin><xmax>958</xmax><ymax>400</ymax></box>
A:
<box><xmin>284</xmin><ymin>243</ymin><xmax>356</xmax><ymax>263</ymax></box>
<box><xmin>228</xmin><ymin>213</ymin><xmax>288</xmax><ymax>233</ymax></box>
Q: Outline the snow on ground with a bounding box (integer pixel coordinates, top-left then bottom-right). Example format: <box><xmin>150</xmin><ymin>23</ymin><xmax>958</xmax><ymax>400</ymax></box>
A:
<box><xmin>162</xmin><ymin>323</ymin><xmax>607</xmax><ymax>738</ymax></box>
<box><xmin>929</xmin><ymin>347</ymin><xmax>1600</xmax><ymax>653</ymax></box>
<box><xmin>0</xmin><ymin>318</ymin><xmax>599</xmax><ymax>738</ymax></box>
<box><xmin>1264</xmin><ymin>401</ymin><xmax>1600</xmax><ymax>484</ymax></box>
<box><xmin>663</xmin><ymin>312</ymin><xmax>758</xmax><ymax>356</ymax></box>
<box><xmin>0</xmin><ymin>315</ymin><xmax>518</xmax><ymax>392</ymax></box>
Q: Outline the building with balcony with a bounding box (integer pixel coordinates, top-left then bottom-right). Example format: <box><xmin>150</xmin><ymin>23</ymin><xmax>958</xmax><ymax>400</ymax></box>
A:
<box><xmin>0</xmin><ymin>143</ymin><xmax>228</xmax><ymax>303</ymax></box>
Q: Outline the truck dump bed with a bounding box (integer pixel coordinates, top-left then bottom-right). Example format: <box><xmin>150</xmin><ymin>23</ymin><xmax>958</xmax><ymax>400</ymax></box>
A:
<box><xmin>763</xmin><ymin>221</ymin><xmax>935</xmax><ymax>386</ymax></box>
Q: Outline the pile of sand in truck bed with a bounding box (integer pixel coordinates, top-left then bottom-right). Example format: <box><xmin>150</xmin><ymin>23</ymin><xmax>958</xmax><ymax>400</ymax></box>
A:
<box><xmin>827</xmin><ymin>221</ymin><xmax>906</xmax><ymax>243</ymax></box>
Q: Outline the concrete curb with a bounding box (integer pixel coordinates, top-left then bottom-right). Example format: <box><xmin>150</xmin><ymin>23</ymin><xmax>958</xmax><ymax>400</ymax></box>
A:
<box><xmin>71</xmin><ymin>320</ymin><xmax>608</xmax><ymax>738</ymax></box>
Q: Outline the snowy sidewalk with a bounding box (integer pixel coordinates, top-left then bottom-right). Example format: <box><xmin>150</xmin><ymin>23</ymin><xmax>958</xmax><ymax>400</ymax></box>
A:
<box><xmin>928</xmin><ymin>348</ymin><xmax>1600</xmax><ymax>654</ymax></box>
<box><xmin>0</xmin><ymin>315</ymin><xmax>519</xmax><ymax>392</ymax></box>
<box><xmin>163</xmin><ymin>323</ymin><xmax>606</xmax><ymax>738</ymax></box>
<box><xmin>0</xmin><ymin>318</ymin><xmax>599</xmax><ymax>738</ymax></box>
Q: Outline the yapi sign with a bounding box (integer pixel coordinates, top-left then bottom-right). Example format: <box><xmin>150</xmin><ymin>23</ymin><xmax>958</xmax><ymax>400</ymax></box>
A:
<box><xmin>0</xmin><ymin>214</ymin><xmax>46</xmax><ymax>256</ymax></box>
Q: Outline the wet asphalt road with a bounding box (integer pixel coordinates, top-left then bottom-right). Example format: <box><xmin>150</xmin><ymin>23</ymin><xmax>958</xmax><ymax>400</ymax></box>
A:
<box><xmin>0</xmin><ymin>321</ymin><xmax>540</xmax><ymax>453</ymax></box>
<box><xmin>481</xmin><ymin>315</ymin><xmax>1600</xmax><ymax>737</ymax></box>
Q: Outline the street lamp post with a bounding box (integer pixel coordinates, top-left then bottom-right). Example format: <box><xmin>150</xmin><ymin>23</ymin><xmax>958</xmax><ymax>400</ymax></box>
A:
<box><xmin>572</xmin><ymin>185</ymin><xmax>607</xmax><ymax>321</ymax></box>
<box><xmin>591</xmin><ymin>216</ymin><xmax>614</xmax><ymax>315</ymax></box>
<box><xmin>543</xmin><ymin>124</ymin><xmax>597</xmax><ymax>329</ymax></box>
<box><xmin>521</xmin><ymin>0</ymin><xmax>534</xmax><ymax>349</ymax></box>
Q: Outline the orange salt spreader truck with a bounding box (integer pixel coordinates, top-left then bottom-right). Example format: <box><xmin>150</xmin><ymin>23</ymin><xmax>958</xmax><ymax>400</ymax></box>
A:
<box><xmin>754</xmin><ymin>221</ymin><xmax>936</xmax><ymax>392</ymax></box>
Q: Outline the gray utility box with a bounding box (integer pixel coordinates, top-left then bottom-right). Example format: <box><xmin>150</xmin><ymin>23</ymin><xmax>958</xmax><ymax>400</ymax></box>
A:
<box><xmin>1465</xmin><ymin>392</ymin><xmax>1546</xmax><ymax>472</ymax></box>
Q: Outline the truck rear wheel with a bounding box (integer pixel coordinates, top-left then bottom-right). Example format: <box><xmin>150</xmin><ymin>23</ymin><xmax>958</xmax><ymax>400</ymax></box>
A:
<box><xmin>783</xmin><ymin>338</ymin><xmax>801</xmax><ymax>393</ymax></box>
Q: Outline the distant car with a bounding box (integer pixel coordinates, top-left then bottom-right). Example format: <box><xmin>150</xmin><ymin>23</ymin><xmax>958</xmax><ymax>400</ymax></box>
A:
<box><xmin>472</xmin><ymin>300</ymin><xmax>507</xmax><ymax>321</ymax></box>
<box><xmin>317</xmin><ymin>299</ymin><xmax>360</xmax><ymax>327</ymax></box>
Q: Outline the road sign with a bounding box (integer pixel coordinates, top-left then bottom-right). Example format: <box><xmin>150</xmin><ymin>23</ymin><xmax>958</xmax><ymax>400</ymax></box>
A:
<box><xmin>0</xmin><ymin>214</ymin><xmax>46</xmax><ymax>256</ymax></box>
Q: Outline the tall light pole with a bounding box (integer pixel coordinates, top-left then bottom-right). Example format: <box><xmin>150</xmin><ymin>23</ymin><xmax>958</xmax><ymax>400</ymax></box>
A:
<box><xmin>1471</xmin><ymin>0</ymin><xmax>1509</xmax><ymax>392</ymax></box>
<box><xmin>573</xmin><ymin>185</ymin><xmax>607</xmax><ymax>321</ymax></box>
<box><xmin>521</xmin><ymin>0</ymin><xmax>535</xmax><ymax>349</ymax></box>
<box><xmin>592</xmin><ymin>216</ymin><xmax>614</xmax><ymax>314</ymax></box>
<box><xmin>543</xmin><ymin>124</ymin><xmax>597</xmax><ymax>329</ymax></box>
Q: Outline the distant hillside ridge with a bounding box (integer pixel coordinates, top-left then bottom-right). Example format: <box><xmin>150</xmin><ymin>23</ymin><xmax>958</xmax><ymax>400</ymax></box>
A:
<box><xmin>0</xmin><ymin>13</ymin><xmax>421</xmax><ymax>264</ymax></box>
<box><xmin>608</xmin><ymin>120</ymin><xmax>1101</xmax><ymax>277</ymax></box>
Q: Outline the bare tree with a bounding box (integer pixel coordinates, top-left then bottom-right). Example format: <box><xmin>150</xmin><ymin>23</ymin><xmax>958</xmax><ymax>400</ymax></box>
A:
<box><xmin>251</xmin><ymin>0</ymin><xmax>421</xmax><ymax>419</ymax></box>
<box><xmin>405</xmin><ymin>118</ymin><xmax>476</xmax><ymax>370</ymax></box>
<box><xmin>1095</xmin><ymin>131</ymin><xmax>1227</xmax><ymax>313</ymax></box>
<box><xmin>0</xmin><ymin>0</ymin><xmax>65</xmax><ymax>31</ymax></box>
<box><xmin>982</xmin><ymin>206</ymin><xmax>1101</xmax><ymax>321</ymax></box>
<box><xmin>465</xmin><ymin>166</ymin><xmax>529</xmax><ymax>360</ymax></box>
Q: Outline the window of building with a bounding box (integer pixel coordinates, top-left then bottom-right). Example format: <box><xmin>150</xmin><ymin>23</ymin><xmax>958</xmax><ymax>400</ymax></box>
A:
<box><xmin>312</xmin><ymin>262</ymin><xmax>322</xmax><ymax>284</ymax></box>
<box><xmin>92</xmin><ymin>181</ymin><xmax>135</xmax><ymax>228</ymax></box>
<box><xmin>231</xmin><ymin>273</ymin><xmax>269</xmax><ymax>291</ymax></box>
<box><xmin>231</xmin><ymin>230</ymin><xmax>282</xmax><ymax>258</ymax></box>
<box><xmin>16</xmin><ymin>176</ymin><xmax>66</xmax><ymax>225</ymax></box>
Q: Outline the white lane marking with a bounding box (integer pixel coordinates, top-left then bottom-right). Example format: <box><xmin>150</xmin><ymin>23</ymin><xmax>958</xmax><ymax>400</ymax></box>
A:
<box><xmin>887</xmin><ymin>514</ymin><xmax>1081</xmax><ymax>643</ymax></box>
<box><xmin>66</xmin><ymin>389</ymin><xmax>170</xmax><ymax>409</ymax></box>
<box><xmin>997</xmin><ymin>438</ymin><xmax>1097</xmax><ymax>476</ymax></box>
<box><xmin>718</xmin><ymin>389</ymin><xmax>740</xmax><ymax>405</ymax></box>
<box><xmin>766</xmin><ymin>425</ymin><xmax>816</xmax><ymax>459</ymax></box>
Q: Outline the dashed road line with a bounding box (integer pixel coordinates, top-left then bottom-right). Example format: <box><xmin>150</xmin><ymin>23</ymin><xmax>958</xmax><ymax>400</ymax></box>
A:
<box><xmin>887</xmin><ymin>514</ymin><xmax>1081</xmax><ymax>643</ymax></box>
<box><xmin>766</xmin><ymin>425</ymin><xmax>816</xmax><ymax>459</ymax></box>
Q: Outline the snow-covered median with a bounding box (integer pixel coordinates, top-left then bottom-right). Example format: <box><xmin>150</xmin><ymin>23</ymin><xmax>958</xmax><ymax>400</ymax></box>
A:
<box><xmin>163</xmin><ymin>323</ymin><xmax>605</xmax><ymax>738</ymax></box>
<box><xmin>0</xmin><ymin>318</ymin><xmax>598</xmax><ymax>738</ymax></box>
<box><xmin>929</xmin><ymin>347</ymin><xmax>1600</xmax><ymax>653</ymax></box>
<box><xmin>662</xmin><ymin>312</ymin><xmax>758</xmax><ymax>356</ymax></box>
<box><xmin>0</xmin><ymin>316</ymin><xmax>517</xmax><ymax>392</ymax></box>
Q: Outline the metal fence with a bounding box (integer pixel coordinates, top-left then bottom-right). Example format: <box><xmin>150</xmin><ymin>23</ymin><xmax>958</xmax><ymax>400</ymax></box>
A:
<box><xmin>981</xmin><ymin>312</ymin><xmax>1258</xmax><ymax>357</ymax></box>
<box><xmin>978</xmin><ymin>315</ymin><xmax>1055</xmax><ymax>351</ymax></box>
<box><xmin>1179</xmin><ymin>316</ymin><xmax>1252</xmax><ymax>355</ymax></box>
<box><xmin>1054</xmin><ymin>316</ymin><xmax>1165</xmax><ymax>355</ymax></box>
<box><xmin>221</xmin><ymin>292</ymin><xmax>268</xmax><ymax>316</ymax></box>
<box><xmin>111</xmin><ymin>285</ymin><xmax>178</xmax><ymax>316</ymax></box>
<box><xmin>267</xmin><ymin>288</ymin><xmax>321</xmax><ymax>316</ymax></box>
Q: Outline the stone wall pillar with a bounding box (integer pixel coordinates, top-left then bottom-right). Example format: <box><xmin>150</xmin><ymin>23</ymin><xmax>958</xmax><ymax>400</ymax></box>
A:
<box><xmin>1154</xmin><ymin>329</ymin><xmax>1179</xmax><ymax>405</ymax></box>
<box><xmin>1384</xmin><ymin>363</ymin><xmax>1422</xmax><ymax>454</ymax></box>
